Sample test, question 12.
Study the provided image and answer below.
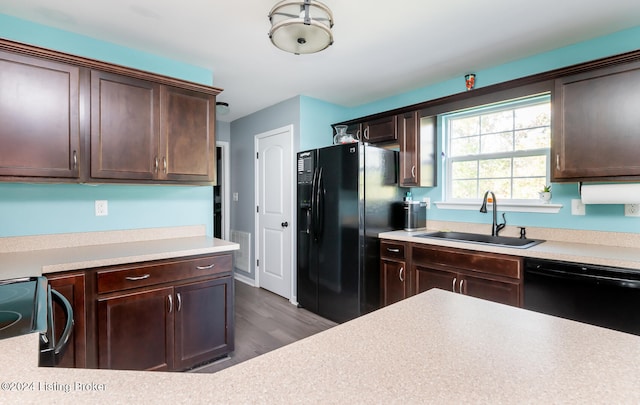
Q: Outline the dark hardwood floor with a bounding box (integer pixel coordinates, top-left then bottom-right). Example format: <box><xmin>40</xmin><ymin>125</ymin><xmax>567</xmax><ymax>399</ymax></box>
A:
<box><xmin>191</xmin><ymin>280</ymin><xmax>337</xmax><ymax>374</ymax></box>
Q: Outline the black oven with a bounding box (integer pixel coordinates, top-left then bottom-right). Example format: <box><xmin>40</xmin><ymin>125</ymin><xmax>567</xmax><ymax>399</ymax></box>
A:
<box><xmin>0</xmin><ymin>276</ymin><xmax>73</xmax><ymax>366</ymax></box>
<box><xmin>524</xmin><ymin>258</ymin><xmax>640</xmax><ymax>336</ymax></box>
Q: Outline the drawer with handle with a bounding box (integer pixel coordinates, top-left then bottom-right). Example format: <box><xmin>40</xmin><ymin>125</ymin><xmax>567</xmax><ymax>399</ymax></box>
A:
<box><xmin>380</xmin><ymin>241</ymin><xmax>406</xmax><ymax>260</ymax></box>
<box><xmin>97</xmin><ymin>254</ymin><xmax>232</xmax><ymax>294</ymax></box>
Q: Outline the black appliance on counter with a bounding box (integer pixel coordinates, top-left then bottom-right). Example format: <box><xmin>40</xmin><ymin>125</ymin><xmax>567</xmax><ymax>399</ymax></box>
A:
<box><xmin>296</xmin><ymin>143</ymin><xmax>403</xmax><ymax>323</ymax></box>
<box><xmin>524</xmin><ymin>258</ymin><xmax>640</xmax><ymax>336</ymax></box>
<box><xmin>0</xmin><ymin>276</ymin><xmax>73</xmax><ymax>366</ymax></box>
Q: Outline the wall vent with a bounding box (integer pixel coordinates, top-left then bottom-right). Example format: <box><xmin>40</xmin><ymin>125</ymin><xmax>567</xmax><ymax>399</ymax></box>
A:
<box><xmin>230</xmin><ymin>230</ymin><xmax>251</xmax><ymax>273</ymax></box>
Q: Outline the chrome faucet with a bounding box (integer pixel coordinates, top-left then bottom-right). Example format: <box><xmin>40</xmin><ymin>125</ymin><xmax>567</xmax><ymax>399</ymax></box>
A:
<box><xmin>480</xmin><ymin>191</ymin><xmax>506</xmax><ymax>236</ymax></box>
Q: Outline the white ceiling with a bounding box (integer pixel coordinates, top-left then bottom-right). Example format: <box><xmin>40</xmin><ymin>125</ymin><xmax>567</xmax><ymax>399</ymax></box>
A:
<box><xmin>1</xmin><ymin>1</ymin><xmax>640</xmax><ymax>122</ymax></box>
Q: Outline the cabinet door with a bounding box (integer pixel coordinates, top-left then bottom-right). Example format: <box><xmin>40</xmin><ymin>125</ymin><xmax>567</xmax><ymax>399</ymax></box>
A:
<box><xmin>398</xmin><ymin>112</ymin><xmax>419</xmax><ymax>186</ymax></box>
<box><xmin>46</xmin><ymin>272</ymin><xmax>86</xmax><ymax>368</ymax></box>
<box><xmin>98</xmin><ymin>286</ymin><xmax>174</xmax><ymax>371</ymax></box>
<box><xmin>90</xmin><ymin>70</ymin><xmax>160</xmax><ymax>180</ymax></box>
<box><xmin>160</xmin><ymin>86</ymin><xmax>216</xmax><ymax>182</ymax></box>
<box><xmin>381</xmin><ymin>260</ymin><xmax>408</xmax><ymax>306</ymax></box>
<box><xmin>174</xmin><ymin>276</ymin><xmax>233</xmax><ymax>370</ymax></box>
<box><xmin>461</xmin><ymin>274</ymin><xmax>520</xmax><ymax>307</ymax></box>
<box><xmin>553</xmin><ymin>61</ymin><xmax>640</xmax><ymax>180</ymax></box>
<box><xmin>0</xmin><ymin>51</ymin><xmax>80</xmax><ymax>178</ymax></box>
<box><xmin>362</xmin><ymin>115</ymin><xmax>397</xmax><ymax>143</ymax></box>
<box><xmin>414</xmin><ymin>266</ymin><xmax>457</xmax><ymax>295</ymax></box>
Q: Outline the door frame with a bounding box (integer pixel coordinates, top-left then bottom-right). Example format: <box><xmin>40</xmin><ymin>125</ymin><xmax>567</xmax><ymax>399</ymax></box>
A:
<box><xmin>216</xmin><ymin>140</ymin><xmax>231</xmax><ymax>240</ymax></box>
<box><xmin>254</xmin><ymin>125</ymin><xmax>297</xmax><ymax>305</ymax></box>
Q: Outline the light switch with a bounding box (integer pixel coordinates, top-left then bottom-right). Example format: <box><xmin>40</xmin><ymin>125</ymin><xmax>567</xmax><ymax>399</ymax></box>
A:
<box><xmin>233</xmin><ymin>192</ymin><xmax>239</xmax><ymax>202</ymax></box>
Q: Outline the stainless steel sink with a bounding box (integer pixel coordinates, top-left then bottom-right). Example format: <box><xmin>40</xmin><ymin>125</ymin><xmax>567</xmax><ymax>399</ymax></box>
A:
<box><xmin>415</xmin><ymin>231</ymin><xmax>544</xmax><ymax>249</ymax></box>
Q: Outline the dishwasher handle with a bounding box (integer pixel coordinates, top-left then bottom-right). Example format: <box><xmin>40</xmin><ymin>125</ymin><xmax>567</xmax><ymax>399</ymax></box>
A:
<box><xmin>526</xmin><ymin>266</ymin><xmax>640</xmax><ymax>289</ymax></box>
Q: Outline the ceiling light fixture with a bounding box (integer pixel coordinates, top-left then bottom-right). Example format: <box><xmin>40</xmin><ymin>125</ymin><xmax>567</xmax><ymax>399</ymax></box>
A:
<box><xmin>268</xmin><ymin>0</ymin><xmax>334</xmax><ymax>55</ymax></box>
<box><xmin>216</xmin><ymin>102</ymin><xmax>230</xmax><ymax>115</ymax></box>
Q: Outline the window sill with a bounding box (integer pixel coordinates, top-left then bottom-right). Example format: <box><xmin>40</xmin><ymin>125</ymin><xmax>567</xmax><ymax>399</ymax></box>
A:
<box><xmin>434</xmin><ymin>201</ymin><xmax>563</xmax><ymax>214</ymax></box>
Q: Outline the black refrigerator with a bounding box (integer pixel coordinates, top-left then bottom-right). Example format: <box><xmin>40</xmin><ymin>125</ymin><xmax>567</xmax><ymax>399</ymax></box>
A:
<box><xmin>296</xmin><ymin>143</ymin><xmax>403</xmax><ymax>323</ymax></box>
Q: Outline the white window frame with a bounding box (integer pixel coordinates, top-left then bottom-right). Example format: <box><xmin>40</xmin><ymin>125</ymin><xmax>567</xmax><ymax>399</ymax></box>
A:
<box><xmin>434</xmin><ymin>93</ymin><xmax>562</xmax><ymax>213</ymax></box>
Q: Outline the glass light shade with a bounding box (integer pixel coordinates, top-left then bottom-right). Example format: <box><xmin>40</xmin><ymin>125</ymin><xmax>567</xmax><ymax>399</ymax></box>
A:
<box><xmin>268</xmin><ymin>0</ymin><xmax>334</xmax><ymax>54</ymax></box>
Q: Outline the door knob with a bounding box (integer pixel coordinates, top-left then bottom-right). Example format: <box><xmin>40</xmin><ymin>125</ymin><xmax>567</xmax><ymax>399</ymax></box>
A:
<box><xmin>281</xmin><ymin>221</ymin><xmax>289</xmax><ymax>228</ymax></box>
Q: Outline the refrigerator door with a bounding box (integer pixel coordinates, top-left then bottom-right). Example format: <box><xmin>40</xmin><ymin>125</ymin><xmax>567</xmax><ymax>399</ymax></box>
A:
<box><xmin>316</xmin><ymin>143</ymin><xmax>361</xmax><ymax>323</ymax></box>
<box><xmin>360</xmin><ymin>145</ymin><xmax>404</xmax><ymax>314</ymax></box>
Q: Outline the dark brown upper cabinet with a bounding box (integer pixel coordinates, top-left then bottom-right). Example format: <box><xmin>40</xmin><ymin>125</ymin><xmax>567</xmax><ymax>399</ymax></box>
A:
<box><xmin>91</xmin><ymin>72</ymin><xmax>216</xmax><ymax>183</ymax></box>
<box><xmin>362</xmin><ymin>115</ymin><xmax>398</xmax><ymax>143</ymax></box>
<box><xmin>160</xmin><ymin>86</ymin><xmax>216</xmax><ymax>182</ymax></box>
<box><xmin>398</xmin><ymin>112</ymin><xmax>437</xmax><ymax>187</ymax></box>
<box><xmin>0</xmin><ymin>38</ymin><xmax>222</xmax><ymax>185</ymax></box>
<box><xmin>552</xmin><ymin>59</ymin><xmax>640</xmax><ymax>181</ymax></box>
<box><xmin>91</xmin><ymin>71</ymin><xmax>160</xmax><ymax>181</ymax></box>
<box><xmin>0</xmin><ymin>50</ymin><xmax>81</xmax><ymax>179</ymax></box>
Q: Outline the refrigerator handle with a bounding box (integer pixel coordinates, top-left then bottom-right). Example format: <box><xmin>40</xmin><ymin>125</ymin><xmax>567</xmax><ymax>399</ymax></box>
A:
<box><xmin>310</xmin><ymin>167</ymin><xmax>319</xmax><ymax>240</ymax></box>
<box><xmin>317</xmin><ymin>167</ymin><xmax>325</xmax><ymax>240</ymax></box>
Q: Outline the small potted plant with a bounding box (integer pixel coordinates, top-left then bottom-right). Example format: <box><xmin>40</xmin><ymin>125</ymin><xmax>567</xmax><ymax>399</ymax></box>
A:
<box><xmin>539</xmin><ymin>185</ymin><xmax>552</xmax><ymax>203</ymax></box>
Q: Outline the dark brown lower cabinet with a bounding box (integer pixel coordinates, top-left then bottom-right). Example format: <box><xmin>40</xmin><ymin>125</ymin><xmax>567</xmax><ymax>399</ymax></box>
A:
<box><xmin>95</xmin><ymin>253</ymin><xmax>234</xmax><ymax>371</ymax></box>
<box><xmin>46</xmin><ymin>272</ymin><xmax>87</xmax><ymax>368</ymax></box>
<box><xmin>414</xmin><ymin>266</ymin><xmax>520</xmax><ymax>307</ymax></box>
<box><xmin>381</xmin><ymin>260</ymin><xmax>409</xmax><ymax>306</ymax></box>
<box><xmin>98</xmin><ymin>286</ymin><xmax>174</xmax><ymax>371</ymax></box>
<box><xmin>174</xmin><ymin>277</ymin><xmax>234</xmax><ymax>370</ymax></box>
<box><xmin>380</xmin><ymin>240</ymin><xmax>523</xmax><ymax>308</ymax></box>
<box><xmin>98</xmin><ymin>275</ymin><xmax>233</xmax><ymax>372</ymax></box>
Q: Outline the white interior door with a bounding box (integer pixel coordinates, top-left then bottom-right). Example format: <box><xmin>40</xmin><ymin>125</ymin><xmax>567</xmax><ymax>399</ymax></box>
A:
<box><xmin>255</xmin><ymin>125</ymin><xmax>293</xmax><ymax>299</ymax></box>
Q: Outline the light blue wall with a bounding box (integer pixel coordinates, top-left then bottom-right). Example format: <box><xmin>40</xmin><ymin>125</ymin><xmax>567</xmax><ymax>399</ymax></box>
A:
<box><xmin>0</xmin><ymin>184</ymin><xmax>212</xmax><ymax>237</ymax></box>
<box><xmin>0</xmin><ymin>14</ymin><xmax>216</xmax><ymax>237</ymax></box>
<box><xmin>295</xmin><ymin>25</ymin><xmax>640</xmax><ymax>234</ymax></box>
<box><xmin>299</xmin><ymin>96</ymin><xmax>349</xmax><ymax>151</ymax></box>
<box><xmin>0</xmin><ymin>14</ymin><xmax>212</xmax><ymax>84</ymax></box>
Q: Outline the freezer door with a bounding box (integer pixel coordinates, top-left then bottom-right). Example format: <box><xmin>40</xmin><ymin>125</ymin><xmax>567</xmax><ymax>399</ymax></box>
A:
<box><xmin>296</xmin><ymin>150</ymin><xmax>318</xmax><ymax>313</ymax></box>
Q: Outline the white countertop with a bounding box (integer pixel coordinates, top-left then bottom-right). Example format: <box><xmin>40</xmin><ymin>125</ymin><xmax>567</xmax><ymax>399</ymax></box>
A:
<box><xmin>0</xmin><ymin>226</ymin><xmax>239</xmax><ymax>279</ymax></box>
<box><xmin>380</xmin><ymin>229</ymin><xmax>640</xmax><ymax>270</ymax></box>
<box><xmin>2</xmin><ymin>289</ymin><xmax>639</xmax><ymax>404</ymax></box>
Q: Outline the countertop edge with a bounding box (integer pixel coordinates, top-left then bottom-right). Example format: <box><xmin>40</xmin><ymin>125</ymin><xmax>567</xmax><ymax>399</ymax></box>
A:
<box><xmin>379</xmin><ymin>230</ymin><xmax>640</xmax><ymax>270</ymax></box>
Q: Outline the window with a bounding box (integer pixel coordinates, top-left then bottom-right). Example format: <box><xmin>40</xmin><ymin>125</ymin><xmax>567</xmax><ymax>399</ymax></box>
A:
<box><xmin>443</xmin><ymin>94</ymin><xmax>551</xmax><ymax>202</ymax></box>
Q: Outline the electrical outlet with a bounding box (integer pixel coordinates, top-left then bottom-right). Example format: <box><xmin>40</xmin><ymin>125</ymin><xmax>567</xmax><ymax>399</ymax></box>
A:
<box><xmin>624</xmin><ymin>204</ymin><xmax>640</xmax><ymax>217</ymax></box>
<box><xmin>95</xmin><ymin>200</ymin><xmax>108</xmax><ymax>216</ymax></box>
<box><xmin>422</xmin><ymin>197</ymin><xmax>431</xmax><ymax>210</ymax></box>
<box><xmin>571</xmin><ymin>199</ymin><xmax>586</xmax><ymax>216</ymax></box>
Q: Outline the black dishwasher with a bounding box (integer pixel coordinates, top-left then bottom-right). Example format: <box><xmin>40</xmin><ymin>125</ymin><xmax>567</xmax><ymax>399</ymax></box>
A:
<box><xmin>523</xmin><ymin>258</ymin><xmax>640</xmax><ymax>336</ymax></box>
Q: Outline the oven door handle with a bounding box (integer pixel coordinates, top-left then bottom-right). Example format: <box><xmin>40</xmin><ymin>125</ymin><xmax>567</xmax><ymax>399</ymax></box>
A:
<box><xmin>50</xmin><ymin>289</ymin><xmax>74</xmax><ymax>357</ymax></box>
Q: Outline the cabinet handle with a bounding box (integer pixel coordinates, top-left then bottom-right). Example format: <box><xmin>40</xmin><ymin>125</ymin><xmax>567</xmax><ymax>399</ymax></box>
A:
<box><xmin>355</xmin><ymin>129</ymin><xmax>362</xmax><ymax>141</ymax></box>
<box><xmin>72</xmin><ymin>150</ymin><xmax>77</xmax><ymax>170</ymax></box>
<box><xmin>411</xmin><ymin>165</ymin><xmax>416</xmax><ymax>178</ymax></box>
<box><xmin>154</xmin><ymin>156</ymin><xmax>159</xmax><ymax>173</ymax></box>
<box><xmin>196</xmin><ymin>264</ymin><xmax>216</xmax><ymax>270</ymax></box>
<box><xmin>163</xmin><ymin>157</ymin><xmax>167</xmax><ymax>174</ymax></box>
<box><xmin>168</xmin><ymin>294</ymin><xmax>173</xmax><ymax>313</ymax></box>
<box><xmin>452</xmin><ymin>277</ymin><xmax>457</xmax><ymax>293</ymax></box>
<box><xmin>125</xmin><ymin>274</ymin><xmax>150</xmax><ymax>281</ymax></box>
<box><xmin>364</xmin><ymin>127</ymin><xmax>370</xmax><ymax>140</ymax></box>
<box><xmin>399</xmin><ymin>267</ymin><xmax>404</xmax><ymax>282</ymax></box>
<box><xmin>176</xmin><ymin>292</ymin><xmax>182</xmax><ymax>312</ymax></box>
<box><xmin>386</xmin><ymin>248</ymin><xmax>400</xmax><ymax>253</ymax></box>
<box><xmin>459</xmin><ymin>279</ymin><xmax>464</xmax><ymax>294</ymax></box>
<box><xmin>556</xmin><ymin>154</ymin><xmax>560</xmax><ymax>171</ymax></box>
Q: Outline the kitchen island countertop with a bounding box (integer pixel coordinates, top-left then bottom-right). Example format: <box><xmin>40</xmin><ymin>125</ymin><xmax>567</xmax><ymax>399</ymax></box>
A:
<box><xmin>2</xmin><ymin>288</ymin><xmax>640</xmax><ymax>404</ymax></box>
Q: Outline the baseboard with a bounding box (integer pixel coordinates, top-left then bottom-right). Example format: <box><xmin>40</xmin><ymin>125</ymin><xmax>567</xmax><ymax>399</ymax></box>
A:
<box><xmin>234</xmin><ymin>272</ymin><xmax>257</xmax><ymax>287</ymax></box>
